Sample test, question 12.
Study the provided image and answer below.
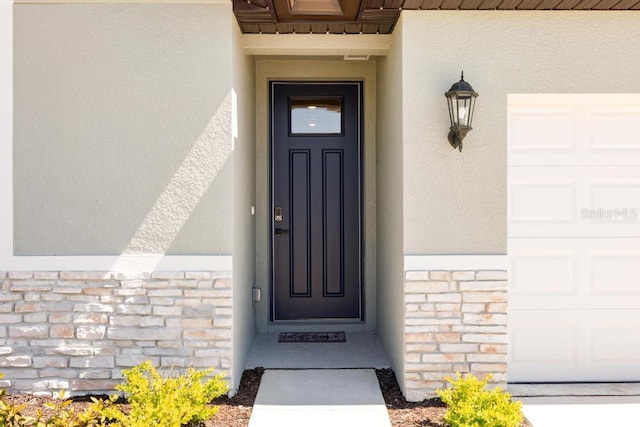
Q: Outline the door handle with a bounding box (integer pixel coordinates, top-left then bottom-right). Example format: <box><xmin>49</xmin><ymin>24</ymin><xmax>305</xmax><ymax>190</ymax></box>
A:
<box><xmin>274</xmin><ymin>227</ymin><xmax>289</xmax><ymax>235</ymax></box>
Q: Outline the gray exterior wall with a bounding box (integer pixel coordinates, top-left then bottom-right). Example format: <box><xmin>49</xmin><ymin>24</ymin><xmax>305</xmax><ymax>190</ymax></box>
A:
<box><xmin>376</xmin><ymin>20</ymin><xmax>406</xmax><ymax>392</ymax></box>
<box><xmin>14</xmin><ymin>4</ymin><xmax>233</xmax><ymax>255</ymax></box>
<box><xmin>400</xmin><ymin>10</ymin><xmax>640</xmax><ymax>255</ymax></box>
<box><xmin>231</xmin><ymin>20</ymin><xmax>257</xmax><ymax>394</ymax></box>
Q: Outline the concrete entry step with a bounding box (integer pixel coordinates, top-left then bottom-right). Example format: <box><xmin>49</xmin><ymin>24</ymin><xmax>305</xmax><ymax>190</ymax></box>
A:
<box><xmin>248</xmin><ymin>369</ymin><xmax>392</xmax><ymax>427</ymax></box>
<box><xmin>246</xmin><ymin>332</ymin><xmax>391</xmax><ymax>369</ymax></box>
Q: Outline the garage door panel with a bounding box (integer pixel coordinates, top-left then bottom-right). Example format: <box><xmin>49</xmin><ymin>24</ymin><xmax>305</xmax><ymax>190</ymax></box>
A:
<box><xmin>509</xmin><ymin>167</ymin><xmax>640</xmax><ymax>238</ymax></box>
<box><xmin>510</xmin><ymin>238</ymin><xmax>640</xmax><ymax>310</ymax></box>
<box><xmin>509</xmin><ymin>108</ymin><xmax>575</xmax><ymax>152</ymax></box>
<box><xmin>510</xmin><ymin>252</ymin><xmax>576</xmax><ymax>295</ymax></box>
<box><xmin>509</xmin><ymin>95</ymin><xmax>640</xmax><ymax>167</ymax></box>
<box><xmin>591</xmin><ymin>254</ymin><xmax>640</xmax><ymax>294</ymax></box>
<box><xmin>509</xmin><ymin>310</ymin><xmax>640</xmax><ymax>382</ymax></box>
<box><xmin>589</xmin><ymin>109</ymin><xmax>640</xmax><ymax>151</ymax></box>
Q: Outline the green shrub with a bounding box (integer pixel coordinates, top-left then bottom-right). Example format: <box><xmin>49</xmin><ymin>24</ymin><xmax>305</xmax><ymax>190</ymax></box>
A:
<box><xmin>93</xmin><ymin>361</ymin><xmax>228</xmax><ymax>427</ymax></box>
<box><xmin>436</xmin><ymin>373</ymin><xmax>523</xmax><ymax>427</ymax></box>
<box><xmin>1</xmin><ymin>362</ymin><xmax>228</xmax><ymax>427</ymax></box>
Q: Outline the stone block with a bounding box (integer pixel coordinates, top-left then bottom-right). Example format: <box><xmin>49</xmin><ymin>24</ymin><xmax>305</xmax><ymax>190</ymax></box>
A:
<box><xmin>405</xmin><ymin>271</ymin><xmax>430</xmax><ymax>281</ymax></box>
<box><xmin>9</xmin><ymin>272</ymin><xmax>34</xmax><ymax>279</ymax></box>
<box><xmin>33</xmin><ymin>356</ymin><xmax>68</xmax><ymax>368</ymax></box>
<box><xmin>74</xmin><ymin>313</ymin><xmax>108</xmax><ymax>324</ymax></box>
<box><xmin>453</xmin><ymin>325</ymin><xmax>506</xmax><ymax>334</ymax></box>
<box><xmin>435</xmin><ymin>333</ymin><xmax>461</xmax><ymax>342</ymax></box>
<box><xmin>147</xmin><ymin>289</ymin><xmax>182</xmax><ymax>297</ymax></box>
<box><xmin>116</xmin><ymin>304</ymin><xmax>152</xmax><ymax>315</ymax></box>
<box><xmin>170</xmin><ymin>280</ymin><xmax>199</xmax><ymax>289</ymax></box>
<box><xmin>213</xmin><ymin>317</ymin><xmax>232</xmax><ymax>328</ymax></box>
<box><xmin>462</xmin><ymin>292</ymin><xmax>507</xmax><ymax>303</ymax></box>
<box><xmin>112</xmin><ymin>272</ymin><xmax>150</xmax><ymax>280</ymax></box>
<box><xmin>427</xmin><ymin>294</ymin><xmax>461</xmax><ymax>303</ymax></box>
<box><xmin>115</xmin><ymin>355</ymin><xmax>159</xmax><ymax>367</ymax></box>
<box><xmin>185</xmin><ymin>272</ymin><xmax>213</xmax><ymax>280</ymax></box>
<box><xmin>120</xmin><ymin>280</ymin><xmax>143</xmax><ymax>289</ymax></box>
<box><xmin>151</xmin><ymin>272</ymin><xmax>185</xmax><ymax>280</ymax></box>
<box><xmin>76</xmin><ymin>326</ymin><xmax>106</xmax><ymax>340</ymax></box>
<box><xmin>480</xmin><ymin>344</ymin><xmax>507</xmax><ymax>354</ymax></box>
<box><xmin>70</xmin><ymin>379</ymin><xmax>120</xmax><ymax>393</ymax></box>
<box><xmin>10</xmin><ymin>282</ymin><xmax>53</xmax><ymax>292</ymax></box>
<box><xmin>50</xmin><ymin>325</ymin><xmax>75</xmax><ymax>338</ymax></box>
<box><xmin>107</xmin><ymin>327</ymin><xmax>181</xmax><ymax>341</ymax></box>
<box><xmin>139</xmin><ymin>317</ymin><xmax>165</xmax><ymax>327</ymax></box>
<box><xmin>114</xmin><ymin>288</ymin><xmax>146</xmax><ymax>296</ymax></box>
<box><xmin>0</xmin><ymin>292</ymin><xmax>22</xmax><ymax>302</ymax></box>
<box><xmin>49</xmin><ymin>313</ymin><xmax>73</xmax><ymax>323</ymax></box>
<box><xmin>0</xmin><ymin>314</ymin><xmax>23</xmax><ymax>324</ymax></box>
<box><xmin>471</xmin><ymin>363</ymin><xmax>507</xmax><ymax>373</ymax></box>
<box><xmin>487</xmin><ymin>303</ymin><xmax>508</xmax><ymax>313</ymax></box>
<box><xmin>60</xmin><ymin>272</ymin><xmax>112</xmax><ymax>280</ymax></box>
<box><xmin>463</xmin><ymin>313</ymin><xmax>507</xmax><ymax>325</ymax></box>
<box><xmin>0</xmin><ymin>355</ymin><xmax>32</xmax><ymax>367</ymax></box>
<box><xmin>166</xmin><ymin>318</ymin><xmax>212</xmax><ymax>328</ymax></box>
<box><xmin>70</xmin><ymin>356</ymin><xmax>114</xmax><ymax>369</ymax></box>
<box><xmin>405</xmin><ymin>294</ymin><xmax>426</xmax><ymax>303</ymax></box>
<box><xmin>461</xmin><ymin>303</ymin><xmax>486</xmax><ymax>313</ymax></box>
<box><xmin>452</xmin><ymin>271</ymin><xmax>475</xmax><ymax>281</ymax></box>
<box><xmin>109</xmin><ymin>316</ymin><xmax>141</xmax><ymax>326</ymax></box>
<box><xmin>405</xmin><ymin>344</ymin><xmax>438</xmax><ymax>352</ymax></box>
<box><xmin>459</xmin><ymin>281</ymin><xmax>507</xmax><ymax>292</ymax></box>
<box><xmin>462</xmin><ymin>334</ymin><xmax>507</xmax><ymax>344</ymax></box>
<box><xmin>24</xmin><ymin>313</ymin><xmax>47</xmax><ymax>323</ymax></box>
<box><xmin>435</xmin><ymin>303</ymin><xmax>460</xmax><ymax>312</ymax></box>
<box><xmin>78</xmin><ymin>369</ymin><xmax>111</xmax><ymax>379</ymax></box>
<box><xmin>466</xmin><ymin>354</ymin><xmax>507</xmax><ymax>363</ymax></box>
<box><xmin>421</xmin><ymin>353</ymin><xmax>465</xmax><ymax>363</ymax></box>
<box><xmin>182</xmin><ymin>306</ymin><xmax>215</xmax><ymax>316</ymax></box>
<box><xmin>439</xmin><ymin>343</ymin><xmax>478</xmax><ymax>353</ymax></box>
<box><xmin>0</xmin><ymin>347</ymin><xmax>12</xmax><ymax>355</ymax></box>
<box><xmin>152</xmin><ymin>306</ymin><xmax>182</xmax><ymax>316</ymax></box>
<box><xmin>142</xmin><ymin>280</ymin><xmax>169</xmax><ymax>289</ymax></box>
<box><xmin>73</xmin><ymin>303</ymin><xmax>114</xmax><ymax>313</ymax></box>
<box><xmin>213</xmin><ymin>278</ymin><xmax>232</xmax><ymax>289</ymax></box>
<box><xmin>475</xmin><ymin>271</ymin><xmax>508</xmax><ymax>281</ymax></box>
<box><xmin>123</xmin><ymin>296</ymin><xmax>150</xmax><ymax>304</ymax></box>
<box><xmin>9</xmin><ymin>325</ymin><xmax>48</xmax><ymax>338</ymax></box>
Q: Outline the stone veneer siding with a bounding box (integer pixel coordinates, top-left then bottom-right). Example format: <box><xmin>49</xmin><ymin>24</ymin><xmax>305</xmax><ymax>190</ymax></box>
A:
<box><xmin>404</xmin><ymin>270</ymin><xmax>508</xmax><ymax>402</ymax></box>
<box><xmin>0</xmin><ymin>271</ymin><xmax>232</xmax><ymax>396</ymax></box>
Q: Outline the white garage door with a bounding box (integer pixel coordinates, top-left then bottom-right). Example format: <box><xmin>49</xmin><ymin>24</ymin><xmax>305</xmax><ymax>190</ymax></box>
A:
<box><xmin>508</xmin><ymin>94</ymin><xmax>640</xmax><ymax>383</ymax></box>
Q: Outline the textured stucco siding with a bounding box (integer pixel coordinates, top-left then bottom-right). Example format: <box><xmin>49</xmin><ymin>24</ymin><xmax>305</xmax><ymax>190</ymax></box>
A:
<box><xmin>13</xmin><ymin>4</ymin><xmax>234</xmax><ymax>255</ymax></box>
<box><xmin>400</xmin><ymin>10</ymin><xmax>640</xmax><ymax>255</ymax></box>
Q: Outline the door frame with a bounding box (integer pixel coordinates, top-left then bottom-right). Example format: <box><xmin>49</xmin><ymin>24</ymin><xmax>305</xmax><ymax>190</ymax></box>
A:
<box><xmin>268</xmin><ymin>80</ymin><xmax>365</xmax><ymax>322</ymax></box>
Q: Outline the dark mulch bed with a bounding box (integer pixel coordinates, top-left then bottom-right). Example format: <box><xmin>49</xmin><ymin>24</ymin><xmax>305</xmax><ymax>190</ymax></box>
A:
<box><xmin>3</xmin><ymin>368</ymin><xmax>531</xmax><ymax>427</ymax></box>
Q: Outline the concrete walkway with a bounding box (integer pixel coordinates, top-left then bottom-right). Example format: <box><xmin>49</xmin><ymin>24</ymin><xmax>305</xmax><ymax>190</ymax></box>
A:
<box><xmin>248</xmin><ymin>369</ymin><xmax>392</xmax><ymax>427</ymax></box>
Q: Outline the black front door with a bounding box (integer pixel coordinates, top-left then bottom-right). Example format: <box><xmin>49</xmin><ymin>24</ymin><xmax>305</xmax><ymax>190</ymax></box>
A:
<box><xmin>271</xmin><ymin>82</ymin><xmax>362</xmax><ymax>321</ymax></box>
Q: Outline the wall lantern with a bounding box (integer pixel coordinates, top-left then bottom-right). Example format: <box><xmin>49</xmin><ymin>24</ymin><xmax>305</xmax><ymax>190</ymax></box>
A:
<box><xmin>445</xmin><ymin>72</ymin><xmax>478</xmax><ymax>152</ymax></box>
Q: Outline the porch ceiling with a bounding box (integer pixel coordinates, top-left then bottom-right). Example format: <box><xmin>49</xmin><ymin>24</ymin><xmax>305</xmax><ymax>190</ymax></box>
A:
<box><xmin>233</xmin><ymin>0</ymin><xmax>640</xmax><ymax>35</ymax></box>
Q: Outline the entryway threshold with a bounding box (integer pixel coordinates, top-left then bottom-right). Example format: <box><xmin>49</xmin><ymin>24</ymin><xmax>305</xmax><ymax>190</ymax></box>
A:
<box><xmin>245</xmin><ymin>332</ymin><xmax>390</xmax><ymax>369</ymax></box>
<box><xmin>248</xmin><ymin>369</ymin><xmax>392</xmax><ymax>427</ymax></box>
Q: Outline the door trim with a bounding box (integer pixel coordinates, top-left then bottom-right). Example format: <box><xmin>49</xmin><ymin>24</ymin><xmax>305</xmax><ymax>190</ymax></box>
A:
<box><xmin>268</xmin><ymin>80</ymin><xmax>364</xmax><ymax>322</ymax></box>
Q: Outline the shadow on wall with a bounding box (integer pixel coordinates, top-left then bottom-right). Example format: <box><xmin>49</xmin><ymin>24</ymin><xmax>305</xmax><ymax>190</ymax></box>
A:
<box><xmin>111</xmin><ymin>91</ymin><xmax>235</xmax><ymax>271</ymax></box>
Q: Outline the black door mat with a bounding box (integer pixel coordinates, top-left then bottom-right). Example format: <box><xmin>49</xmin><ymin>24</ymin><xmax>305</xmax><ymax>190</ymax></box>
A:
<box><xmin>278</xmin><ymin>331</ymin><xmax>346</xmax><ymax>343</ymax></box>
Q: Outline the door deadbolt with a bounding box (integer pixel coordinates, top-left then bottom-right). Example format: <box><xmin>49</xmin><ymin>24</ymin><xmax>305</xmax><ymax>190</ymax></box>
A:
<box><xmin>274</xmin><ymin>207</ymin><xmax>283</xmax><ymax>222</ymax></box>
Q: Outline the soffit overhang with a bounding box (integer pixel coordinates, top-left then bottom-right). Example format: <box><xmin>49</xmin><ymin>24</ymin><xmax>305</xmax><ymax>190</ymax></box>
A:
<box><xmin>233</xmin><ymin>0</ymin><xmax>640</xmax><ymax>35</ymax></box>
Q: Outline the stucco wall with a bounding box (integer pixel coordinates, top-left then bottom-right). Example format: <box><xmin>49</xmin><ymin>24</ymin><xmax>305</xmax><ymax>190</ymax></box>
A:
<box><xmin>376</xmin><ymin>20</ymin><xmax>406</xmax><ymax>392</ymax></box>
<box><xmin>231</xmin><ymin>22</ymin><xmax>256</xmax><ymax>393</ymax></box>
<box><xmin>400</xmin><ymin>10</ymin><xmax>640</xmax><ymax>255</ymax></box>
<box><xmin>13</xmin><ymin>4</ymin><xmax>233</xmax><ymax>255</ymax></box>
